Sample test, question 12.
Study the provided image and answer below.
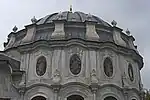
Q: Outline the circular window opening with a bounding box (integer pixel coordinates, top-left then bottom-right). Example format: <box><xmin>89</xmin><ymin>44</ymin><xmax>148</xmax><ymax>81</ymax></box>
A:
<box><xmin>67</xmin><ymin>95</ymin><xmax>84</xmax><ymax>100</ymax></box>
<box><xmin>104</xmin><ymin>96</ymin><xmax>117</xmax><ymax>100</ymax></box>
<box><xmin>70</xmin><ymin>54</ymin><xmax>81</xmax><ymax>75</ymax></box>
<box><xmin>36</xmin><ymin>56</ymin><xmax>47</xmax><ymax>76</ymax></box>
<box><xmin>31</xmin><ymin>96</ymin><xmax>46</xmax><ymax>100</ymax></box>
<box><xmin>128</xmin><ymin>63</ymin><xmax>134</xmax><ymax>81</ymax></box>
<box><xmin>103</xmin><ymin>57</ymin><xmax>113</xmax><ymax>77</ymax></box>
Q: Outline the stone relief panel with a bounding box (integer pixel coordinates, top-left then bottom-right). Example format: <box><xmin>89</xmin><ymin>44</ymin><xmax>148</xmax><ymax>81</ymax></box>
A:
<box><xmin>36</xmin><ymin>56</ymin><xmax>47</xmax><ymax>76</ymax></box>
<box><xmin>121</xmin><ymin>57</ymin><xmax>140</xmax><ymax>90</ymax></box>
<box><xmin>27</xmin><ymin>48</ymin><xmax>51</xmax><ymax>82</ymax></box>
<box><xmin>70</xmin><ymin>54</ymin><xmax>81</xmax><ymax>75</ymax></box>
<box><xmin>101</xmin><ymin>49</ymin><xmax>116</xmax><ymax>79</ymax></box>
<box><xmin>67</xmin><ymin>46</ymin><xmax>84</xmax><ymax>76</ymax></box>
<box><xmin>103</xmin><ymin>57</ymin><xmax>113</xmax><ymax>77</ymax></box>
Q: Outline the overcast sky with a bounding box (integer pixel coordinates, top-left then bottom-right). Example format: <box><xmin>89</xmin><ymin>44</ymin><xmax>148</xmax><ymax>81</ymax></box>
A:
<box><xmin>0</xmin><ymin>0</ymin><xmax>149</xmax><ymax>89</ymax></box>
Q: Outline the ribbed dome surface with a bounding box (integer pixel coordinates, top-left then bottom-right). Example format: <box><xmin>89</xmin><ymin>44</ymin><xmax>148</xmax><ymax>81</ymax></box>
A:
<box><xmin>36</xmin><ymin>11</ymin><xmax>111</xmax><ymax>27</ymax></box>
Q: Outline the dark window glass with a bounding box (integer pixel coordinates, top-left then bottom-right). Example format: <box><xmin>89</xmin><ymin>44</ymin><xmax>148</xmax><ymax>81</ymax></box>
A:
<box><xmin>31</xmin><ymin>96</ymin><xmax>46</xmax><ymax>100</ymax></box>
<box><xmin>67</xmin><ymin>95</ymin><xmax>84</xmax><ymax>100</ymax></box>
<box><xmin>104</xmin><ymin>57</ymin><xmax>113</xmax><ymax>77</ymax></box>
<box><xmin>104</xmin><ymin>96</ymin><xmax>117</xmax><ymax>100</ymax></box>
<box><xmin>70</xmin><ymin>54</ymin><xmax>81</xmax><ymax>75</ymax></box>
<box><xmin>128</xmin><ymin>63</ymin><xmax>134</xmax><ymax>81</ymax></box>
<box><xmin>36</xmin><ymin>56</ymin><xmax>47</xmax><ymax>76</ymax></box>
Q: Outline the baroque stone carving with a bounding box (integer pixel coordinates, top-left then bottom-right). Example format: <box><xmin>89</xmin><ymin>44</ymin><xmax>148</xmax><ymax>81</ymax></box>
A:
<box><xmin>70</xmin><ymin>54</ymin><xmax>81</xmax><ymax>75</ymax></box>
<box><xmin>52</xmin><ymin>69</ymin><xmax>61</xmax><ymax>84</ymax></box>
<box><xmin>36</xmin><ymin>56</ymin><xmax>47</xmax><ymax>76</ymax></box>
<box><xmin>128</xmin><ymin>63</ymin><xmax>134</xmax><ymax>81</ymax></box>
<box><xmin>91</xmin><ymin>69</ymin><xmax>98</xmax><ymax>83</ymax></box>
<box><xmin>103</xmin><ymin>57</ymin><xmax>113</xmax><ymax>77</ymax></box>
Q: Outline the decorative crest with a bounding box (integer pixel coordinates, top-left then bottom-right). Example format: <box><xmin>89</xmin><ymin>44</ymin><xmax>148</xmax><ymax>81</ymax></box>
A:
<box><xmin>12</xmin><ymin>26</ymin><xmax>18</xmax><ymax>33</ymax></box>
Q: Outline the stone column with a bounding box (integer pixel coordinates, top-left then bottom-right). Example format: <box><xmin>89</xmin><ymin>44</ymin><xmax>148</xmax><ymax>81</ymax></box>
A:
<box><xmin>90</xmin><ymin>83</ymin><xmax>99</xmax><ymax>100</ymax></box>
<box><xmin>123</xmin><ymin>88</ymin><xmax>128</xmax><ymax>100</ymax></box>
<box><xmin>19</xmin><ymin>87</ymin><xmax>26</xmax><ymax>100</ymax></box>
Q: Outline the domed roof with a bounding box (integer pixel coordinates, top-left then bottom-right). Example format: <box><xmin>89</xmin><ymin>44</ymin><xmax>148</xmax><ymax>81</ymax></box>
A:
<box><xmin>36</xmin><ymin>11</ymin><xmax>111</xmax><ymax>27</ymax></box>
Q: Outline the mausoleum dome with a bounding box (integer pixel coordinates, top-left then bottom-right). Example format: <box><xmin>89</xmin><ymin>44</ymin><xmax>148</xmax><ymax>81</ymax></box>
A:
<box><xmin>0</xmin><ymin>10</ymin><xmax>144</xmax><ymax>100</ymax></box>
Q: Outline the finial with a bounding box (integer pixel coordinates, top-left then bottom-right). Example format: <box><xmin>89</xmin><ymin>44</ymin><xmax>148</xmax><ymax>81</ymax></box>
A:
<box><xmin>31</xmin><ymin>16</ymin><xmax>37</xmax><ymax>24</ymax></box>
<box><xmin>12</xmin><ymin>26</ymin><xmax>18</xmax><ymax>33</ymax></box>
<box><xmin>126</xmin><ymin>28</ymin><xmax>130</xmax><ymax>35</ymax></box>
<box><xmin>87</xmin><ymin>13</ymin><xmax>93</xmax><ymax>21</ymax></box>
<box><xmin>111</xmin><ymin>20</ymin><xmax>117</xmax><ymax>27</ymax></box>
<box><xmin>70</xmin><ymin>5</ymin><xmax>72</xmax><ymax>12</ymax></box>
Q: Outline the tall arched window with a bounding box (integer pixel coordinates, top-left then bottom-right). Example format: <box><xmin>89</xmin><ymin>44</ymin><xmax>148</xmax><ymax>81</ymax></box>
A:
<box><xmin>36</xmin><ymin>56</ymin><xmax>47</xmax><ymax>76</ymax></box>
<box><xmin>31</xmin><ymin>96</ymin><xmax>46</xmax><ymax>100</ymax></box>
<box><xmin>103</xmin><ymin>57</ymin><xmax>113</xmax><ymax>77</ymax></box>
<box><xmin>67</xmin><ymin>95</ymin><xmax>84</xmax><ymax>100</ymax></box>
<box><xmin>128</xmin><ymin>63</ymin><xmax>134</xmax><ymax>81</ymax></box>
<box><xmin>104</xmin><ymin>96</ymin><xmax>117</xmax><ymax>100</ymax></box>
<box><xmin>70</xmin><ymin>54</ymin><xmax>81</xmax><ymax>75</ymax></box>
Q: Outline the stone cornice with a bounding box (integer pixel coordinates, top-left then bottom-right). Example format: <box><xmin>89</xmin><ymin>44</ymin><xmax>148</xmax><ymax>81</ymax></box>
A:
<box><xmin>4</xmin><ymin>38</ymin><xmax>143</xmax><ymax>70</ymax></box>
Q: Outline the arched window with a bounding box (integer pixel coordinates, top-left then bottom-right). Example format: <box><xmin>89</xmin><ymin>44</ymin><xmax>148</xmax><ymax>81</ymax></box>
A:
<box><xmin>31</xmin><ymin>96</ymin><xmax>46</xmax><ymax>100</ymax></box>
<box><xmin>104</xmin><ymin>96</ymin><xmax>117</xmax><ymax>100</ymax></box>
<box><xmin>67</xmin><ymin>95</ymin><xmax>84</xmax><ymax>100</ymax></box>
<box><xmin>70</xmin><ymin>54</ymin><xmax>81</xmax><ymax>75</ymax></box>
<box><xmin>128</xmin><ymin>63</ymin><xmax>134</xmax><ymax>81</ymax></box>
<box><xmin>103</xmin><ymin>57</ymin><xmax>113</xmax><ymax>77</ymax></box>
<box><xmin>36</xmin><ymin>56</ymin><xmax>47</xmax><ymax>76</ymax></box>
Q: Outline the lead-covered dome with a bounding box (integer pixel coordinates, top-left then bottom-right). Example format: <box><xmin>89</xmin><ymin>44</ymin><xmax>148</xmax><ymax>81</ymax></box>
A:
<box><xmin>36</xmin><ymin>11</ymin><xmax>111</xmax><ymax>27</ymax></box>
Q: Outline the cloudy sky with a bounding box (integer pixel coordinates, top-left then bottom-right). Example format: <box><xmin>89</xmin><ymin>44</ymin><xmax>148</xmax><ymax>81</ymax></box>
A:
<box><xmin>0</xmin><ymin>0</ymin><xmax>149</xmax><ymax>89</ymax></box>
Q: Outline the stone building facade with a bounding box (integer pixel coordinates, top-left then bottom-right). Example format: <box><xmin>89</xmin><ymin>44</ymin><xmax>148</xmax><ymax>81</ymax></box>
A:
<box><xmin>0</xmin><ymin>11</ymin><xmax>144</xmax><ymax>100</ymax></box>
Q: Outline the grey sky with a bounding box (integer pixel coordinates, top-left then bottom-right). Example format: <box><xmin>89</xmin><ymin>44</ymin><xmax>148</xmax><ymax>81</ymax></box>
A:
<box><xmin>0</xmin><ymin>0</ymin><xmax>149</xmax><ymax>88</ymax></box>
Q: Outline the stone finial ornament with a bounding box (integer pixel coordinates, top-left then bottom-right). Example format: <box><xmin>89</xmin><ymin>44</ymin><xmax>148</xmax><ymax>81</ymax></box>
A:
<box><xmin>126</xmin><ymin>28</ymin><xmax>131</xmax><ymax>36</ymax></box>
<box><xmin>91</xmin><ymin>69</ymin><xmax>98</xmax><ymax>83</ymax></box>
<box><xmin>70</xmin><ymin>5</ymin><xmax>73</xmax><ymax>12</ymax></box>
<box><xmin>31</xmin><ymin>16</ymin><xmax>37</xmax><ymax>24</ymax></box>
<box><xmin>57</xmin><ymin>11</ymin><xmax>63</xmax><ymax>20</ymax></box>
<box><xmin>111</xmin><ymin>20</ymin><xmax>117</xmax><ymax>27</ymax></box>
<box><xmin>12</xmin><ymin>26</ymin><xmax>18</xmax><ymax>33</ymax></box>
<box><xmin>52</xmin><ymin>69</ymin><xmax>61</xmax><ymax>84</ymax></box>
